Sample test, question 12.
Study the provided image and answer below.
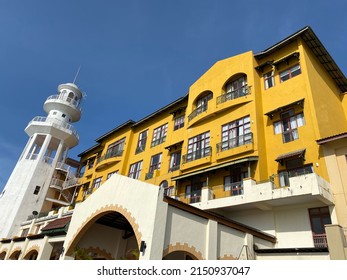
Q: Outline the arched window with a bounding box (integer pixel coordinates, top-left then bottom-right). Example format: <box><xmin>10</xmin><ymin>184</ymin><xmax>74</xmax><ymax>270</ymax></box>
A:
<box><xmin>224</xmin><ymin>74</ymin><xmax>248</xmax><ymax>100</ymax></box>
<box><xmin>188</xmin><ymin>91</ymin><xmax>213</xmax><ymax>121</ymax></box>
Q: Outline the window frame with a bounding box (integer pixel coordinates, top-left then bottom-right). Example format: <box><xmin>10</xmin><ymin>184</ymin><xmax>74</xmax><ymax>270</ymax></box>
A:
<box><xmin>106</xmin><ymin>137</ymin><xmax>125</xmax><ymax>158</ymax></box>
<box><xmin>264</xmin><ymin>70</ymin><xmax>275</xmax><ymax>89</ymax></box>
<box><xmin>279</xmin><ymin>64</ymin><xmax>302</xmax><ymax>83</ymax></box>
<box><xmin>136</xmin><ymin>130</ymin><xmax>148</xmax><ymax>154</ymax></box>
<box><xmin>149</xmin><ymin>153</ymin><xmax>162</xmax><ymax>173</ymax></box>
<box><xmin>225</xmin><ymin>75</ymin><xmax>248</xmax><ymax>99</ymax></box>
<box><xmin>128</xmin><ymin>161</ymin><xmax>143</xmax><ymax>179</ymax></box>
<box><xmin>151</xmin><ymin>123</ymin><xmax>168</xmax><ymax>147</ymax></box>
<box><xmin>92</xmin><ymin>176</ymin><xmax>102</xmax><ymax>189</ymax></box>
<box><xmin>186</xmin><ymin>131</ymin><xmax>210</xmax><ymax>162</ymax></box>
<box><xmin>174</xmin><ymin>115</ymin><xmax>185</xmax><ymax>130</ymax></box>
<box><xmin>169</xmin><ymin>151</ymin><xmax>181</xmax><ymax>172</ymax></box>
<box><xmin>274</xmin><ymin>110</ymin><xmax>305</xmax><ymax>143</ymax></box>
<box><xmin>221</xmin><ymin>116</ymin><xmax>251</xmax><ymax>151</ymax></box>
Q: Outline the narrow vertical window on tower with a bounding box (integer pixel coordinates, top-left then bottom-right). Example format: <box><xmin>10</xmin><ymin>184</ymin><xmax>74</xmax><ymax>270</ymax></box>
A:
<box><xmin>33</xmin><ymin>186</ymin><xmax>41</xmax><ymax>195</ymax></box>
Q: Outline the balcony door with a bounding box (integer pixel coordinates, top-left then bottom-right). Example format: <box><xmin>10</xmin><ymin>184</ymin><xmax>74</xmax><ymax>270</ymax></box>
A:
<box><xmin>309</xmin><ymin>207</ymin><xmax>331</xmax><ymax>248</ymax></box>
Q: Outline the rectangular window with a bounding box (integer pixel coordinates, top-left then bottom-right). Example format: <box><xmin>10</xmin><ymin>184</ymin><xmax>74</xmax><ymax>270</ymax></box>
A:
<box><xmin>151</xmin><ymin>123</ymin><xmax>168</xmax><ymax>147</ymax></box>
<box><xmin>136</xmin><ymin>130</ymin><xmax>148</xmax><ymax>154</ymax></box>
<box><xmin>220</xmin><ymin>116</ymin><xmax>251</xmax><ymax>151</ymax></box>
<box><xmin>33</xmin><ymin>186</ymin><xmax>41</xmax><ymax>195</ymax></box>
<box><xmin>128</xmin><ymin>161</ymin><xmax>143</xmax><ymax>179</ymax></box>
<box><xmin>186</xmin><ymin>131</ymin><xmax>210</xmax><ymax>162</ymax></box>
<box><xmin>149</xmin><ymin>153</ymin><xmax>162</xmax><ymax>173</ymax></box>
<box><xmin>274</xmin><ymin>110</ymin><xmax>305</xmax><ymax>143</ymax></box>
<box><xmin>279</xmin><ymin>64</ymin><xmax>301</xmax><ymax>83</ymax></box>
<box><xmin>174</xmin><ymin>115</ymin><xmax>185</xmax><ymax>130</ymax></box>
<box><xmin>264</xmin><ymin>71</ymin><xmax>275</xmax><ymax>89</ymax></box>
<box><xmin>169</xmin><ymin>151</ymin><xmax>181</xmax><ymax>172</ymax></box>
<box><xmin>92</xmin><ymin>177</ymin><xmax>102</xmax><ymax>189</ymax></box>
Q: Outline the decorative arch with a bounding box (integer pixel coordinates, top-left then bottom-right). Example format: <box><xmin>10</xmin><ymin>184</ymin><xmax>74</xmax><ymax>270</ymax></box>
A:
<box><xmin>9</xmin><ymin>247</ymin><xmax>22</xmax><ymax>260</ymax></box>
<box><xmin>23</xmin><ymin>245</ymin><xmax>40</xmax><ymax>260</ymax></box>
<box><xmin>192</xmin><ymin>90</ymin><xmax>213</xmax><ymax>109</ymax></box>
<box><xmin>218</xmin><ymin>254</ymin><xmax>238</xmax><ymax>260</ymax></box>
<box><xmin>0</xmin><ymin>250</ymin><xmax>7</xmax><ymax>260</ymax></box>
<box><xmin>222</xmin><ymin>72</ymin><xmax>248</xmax><ymax>90</ymax></box>
<box><xmin>162</xmin><ymin>242</ymin><xmax>204</xmax><ymax>260</ymax></box>
<box><xmin>65</xmin><ymin>204</ymin><xmax>142</xmax><ymax>257</ymax></box>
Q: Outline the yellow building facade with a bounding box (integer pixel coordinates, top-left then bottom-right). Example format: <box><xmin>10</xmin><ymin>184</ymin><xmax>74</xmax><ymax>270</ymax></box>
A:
<box><xmin>76</xmin><ymin>26</ymin><xmax>347</xmax><ymax>246</ymax></box>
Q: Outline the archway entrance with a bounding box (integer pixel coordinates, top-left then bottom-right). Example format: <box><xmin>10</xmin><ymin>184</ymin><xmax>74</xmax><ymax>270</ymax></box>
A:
<box><xmin>67</xmin><ymin>211</ymin><xmax>140</xmax><ymax>260</ymax></box>
<box><xmin>163</xmin><ymin>250</ymin><xmax>197</xmax><ymax>260</ymax></box>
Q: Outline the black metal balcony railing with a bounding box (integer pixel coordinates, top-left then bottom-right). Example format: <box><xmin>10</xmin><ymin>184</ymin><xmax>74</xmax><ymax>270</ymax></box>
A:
<box><xmin>168</xmin><ymin>165</ymin><xmax>180</xmax><ymax>172</ymax></box>
<box><xmin>96</xmin><ymin>149</ymin><xmax>123</xmax><ymax>164</ymax></box>
<box><xmin>182</xmin><ymin>146</ymin><xmax>211</xmax><ymax>163</ymax></box>
<box><xmin>216</xmin><ymin>132</ymin><xmax>253</xmax><ymax>153</ymax></box>
<box><xmin>145</xmin><ymin>172</ymin><xmax>154</xmax><ymax>180</ymax></box>
<box><xmin>188</xmin><ymin>103</ymin><xmax>208</xmax><ymax>122</ymax></box>
<box><xmin>216</xmin><ymin>85</ymin><xmax>251</xmax><ymax>105</ymax></box>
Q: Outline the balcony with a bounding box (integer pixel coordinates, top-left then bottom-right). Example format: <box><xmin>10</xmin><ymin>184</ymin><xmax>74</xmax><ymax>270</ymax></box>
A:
<box><xmin>216</xmin><ymin>86</ymin><xmax>252</xmax><ymax>113</ymax></box>
<box><xmin>181</xmin><ymin>147</ymin><xmax>212</xmax><ymax>170</ymax></box>
<box><xmin>184</xmin><ymin>173</ymin><xmax>334</xmax><ymax>211</ymax></box>
<box><xmin>95</xmin><ymin>150</ymin><xmax>123</xmax><ymax>171</ymax></box>
<box><xmin>44</xmin><ymin>94</ymin><xmax>82</xmax><ymax>122</ymax></box>
<box><xmin>188</xmin><ymin>103</ymin><xmax>208</xmax><ymax>122</ymax></box>
<box><xmin>216</xmin><ymin>85</ymin><xmax>251</xmax><ymax>104</ymax></box>
<box><xmin>216</xmin><ymin>133</ymin><xmax>254</xmax><ymax>161</ymax></box>
<box><xmin>313</xmin><ymin>233</ymin><xmax>328</xmax><ymax>248</ymax></box>
<box><xmin>25</xmin><ymin>116</ymin><xmax>79</xmax><ymax>146</ymax></box>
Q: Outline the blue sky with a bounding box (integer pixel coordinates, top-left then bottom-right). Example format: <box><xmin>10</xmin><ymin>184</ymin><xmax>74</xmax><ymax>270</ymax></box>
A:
<box><xmin>0</xmin><ymin>0</ymin><xmax>346</xmax><ymax>192</ymax></box>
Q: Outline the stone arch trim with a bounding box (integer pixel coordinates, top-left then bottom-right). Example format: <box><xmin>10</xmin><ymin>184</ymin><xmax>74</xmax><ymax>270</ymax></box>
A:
<box><xmin>218</xmin><ymin>254</ymin><xmax>238</xmax><ymax>260</ymax></box>
<box><xmin>9</xmin><ymin>246</ymin><xmax>22</xmax><ymax>259</ymax></box>
<box><xmin>163</xmin><ymin>242</ymin><xmax>204</xmax><ymax>260</ymax></box>
<box><xmin>65</xmin><ymin>204</ymin><xmax>142</xmax><ymax>256</ymax></box>
<box><xmin>0</xmin><ymin>249</ymin><xmax>7</xmax><ymax>260</ymax></box>
<box><xmin>23</xmin><ymin>245</ymin><xmax>40</xmax><ymax>259</ymax></box>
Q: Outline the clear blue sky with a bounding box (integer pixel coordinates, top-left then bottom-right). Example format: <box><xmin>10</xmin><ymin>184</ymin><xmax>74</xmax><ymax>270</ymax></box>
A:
<box><xmin>0</xmin><ymin>0</ymin><xmax>346</xmax><ymax>192</ymax></box>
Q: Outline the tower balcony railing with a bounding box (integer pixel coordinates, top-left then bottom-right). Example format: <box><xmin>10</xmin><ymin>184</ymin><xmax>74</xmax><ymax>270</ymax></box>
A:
<box><xmin>29</xmin><ymin>116</ymin><xmax>79</xmax><ymax>140</ymax></box>
<box><xmin>46</xmin><ymin>94</ymin><xmax>82</xmax><ymax>111</ymax></box>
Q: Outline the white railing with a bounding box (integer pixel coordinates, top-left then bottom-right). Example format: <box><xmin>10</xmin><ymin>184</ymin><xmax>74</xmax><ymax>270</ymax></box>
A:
<box><xmin>313</xmin><ymin>233</ymin><xmax>328</xmax><ymax>248</ymax></box>
<box><xmin>46</xmin><ymin>94</ymin><xmax>82</xmax><ymax>111</ymax></box>
<box><xmin>28</xmin><ymin>116</ymin><xmax>79</xmax><ymax>140</ymax></box>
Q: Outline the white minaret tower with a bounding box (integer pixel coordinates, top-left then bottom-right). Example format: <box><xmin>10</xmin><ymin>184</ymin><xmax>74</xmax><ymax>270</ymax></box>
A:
<box><xmin>0</xmin><ymin>82</ymin><xmax>83</xmax><ymax>238</ymax></box>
